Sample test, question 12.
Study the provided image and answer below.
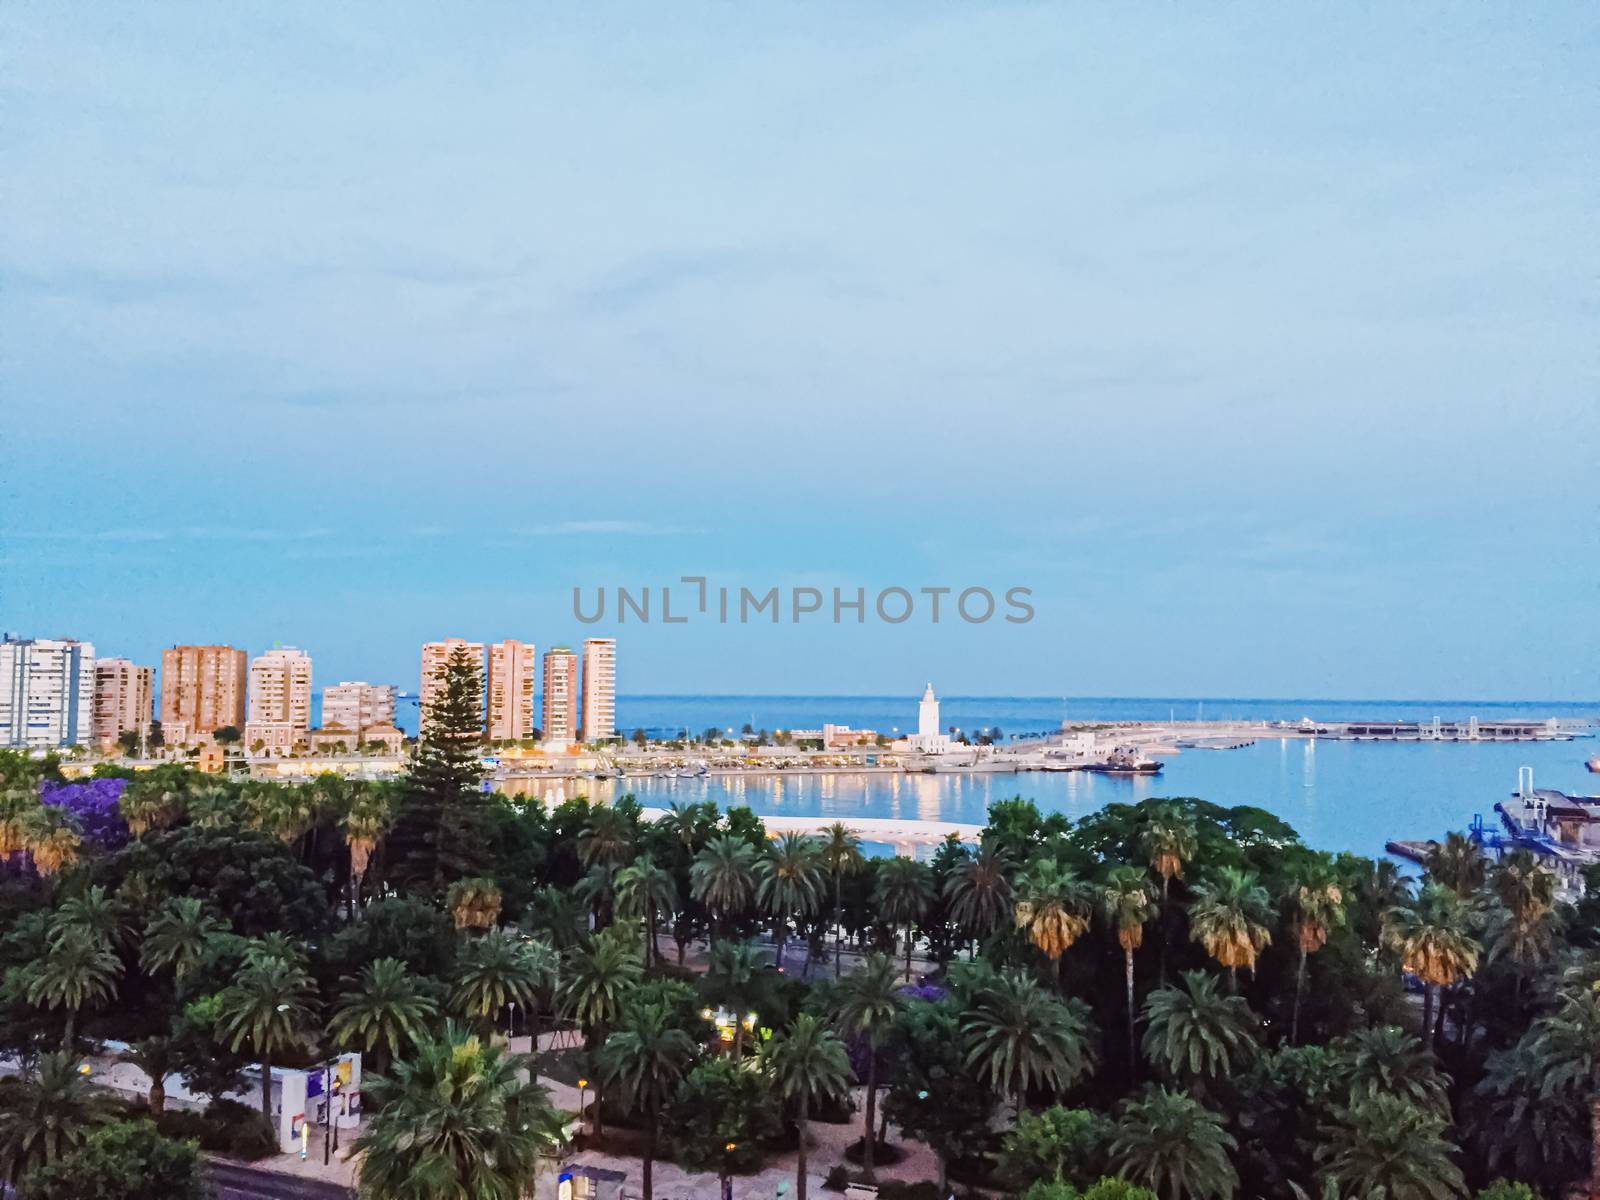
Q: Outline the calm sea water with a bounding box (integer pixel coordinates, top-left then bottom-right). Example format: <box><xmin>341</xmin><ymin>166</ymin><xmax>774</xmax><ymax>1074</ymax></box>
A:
<box><xmin>444</xmin><ymin>695</ymin><xmax>1598</xmax><ymax>863</ymax></box>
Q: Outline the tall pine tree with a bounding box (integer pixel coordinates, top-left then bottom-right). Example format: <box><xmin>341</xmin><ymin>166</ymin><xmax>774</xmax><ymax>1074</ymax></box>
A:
<box><xmin>388</xmin><ymin>645</ymin><xmax>492</xmax><ymax>894</ymax></box>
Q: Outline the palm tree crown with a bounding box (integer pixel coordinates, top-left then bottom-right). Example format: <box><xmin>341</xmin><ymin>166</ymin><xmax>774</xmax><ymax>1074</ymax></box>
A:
<box><xmin>1315</xmin><ymin>1092</ymin><xmax>1466</xmax><ymax>1200</ymax></box>
<box><xmin>1188</xmin><ymin>867</ymin><xmax>1273</xmax><ymax>976</ymax></box>
<box><xmin>330</xmin><ymin>957</ymin><xmax>440</xmax><ymax>1069</ymax></box>
<box><xmin>961</xmin><ymin>969</ymin><xmax>1096</xmax><ymax>1111</ymax></box>
<box><xmin>690</xmin><ymin>834</ymin><xmax>760</xmax><ymax>935</ymax></box>
<box><xmin>1141</xmin><ymin>971</ymin><xmax>1259</xmax><ymax>1085</ymax></box>
<box><xmin>945</xmin><ymin>845</ymin><xmax>1016</xmax><ymax>946</ymax></box>
<box><xmin>1109</xmin><ymin>1086</ymin><xmax>1239</xmax><ymax>1200</ymax></box>
<box><xmin>353</xmin><ymin>1025</ymin><xmax>561</xmax><ymax>1200</ymax></box>
<box><xmin>1014</xmin><ymin>858</ymin><xmax>1095</xmax><ymax>967</ymax></box>
<box><xmin>140</xmin><ymin>897</ymin><xmax>224</xmax><ymax>980</ymax></box>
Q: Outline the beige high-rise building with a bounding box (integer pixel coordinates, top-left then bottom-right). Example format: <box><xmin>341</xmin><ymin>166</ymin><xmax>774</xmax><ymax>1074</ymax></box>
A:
<box><xmin>420</xmin><ymin>639</ymin><xmax>484</xmax><ymax>732</ymax></box>
<box><xmin>322</xmin><ymin>682</ymin><xmax>397</xmax><ymax>736</ymax></box>
<box><xmin>92</xmin><ymin>658</ymin><xmax>153</xmax><ymax>750</ymax></box>
<box><xmin>486</xmin><ymin>640</ymin><xmax>537</xmax><ymax>742</ymax></box>
<box><xmin>581</xmin><ymin>638</ymin><xmax>616</xmax><ymax>741</ymax></box>
<box><xmin>160</xmin><ymin>645</ymin><xmax>247</xmax><ymax>742</ymax></box>
<box><xmin>247</xmin><ymin>647</ymin><xmax>312</xmax><ymax>751</ymax></box>
<box><xmin>542</xmin><ymin>647</ymin><xmax>578</xmax><ymax>746</ymax></box>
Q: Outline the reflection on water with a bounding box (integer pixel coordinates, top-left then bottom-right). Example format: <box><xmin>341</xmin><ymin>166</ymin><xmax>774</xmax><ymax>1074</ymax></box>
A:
<box><xmin>497</xmin><ymin>737</ymin><xmax>1596</xmax><ymax>861</ymax></box>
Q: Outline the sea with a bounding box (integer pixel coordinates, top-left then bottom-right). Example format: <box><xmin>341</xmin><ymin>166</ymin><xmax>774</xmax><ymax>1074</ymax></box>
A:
<box><xmin>378</xmin><ymin>696</ymin><xmax>1599</xmax><ymax>864</ymax></box>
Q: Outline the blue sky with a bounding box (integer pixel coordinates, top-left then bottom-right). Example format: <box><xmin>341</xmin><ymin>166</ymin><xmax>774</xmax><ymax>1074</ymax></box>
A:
<box><xmin>2</xmin><ymin>3</ymin><xmax>1596</xmax><ymax>700</ymax></box>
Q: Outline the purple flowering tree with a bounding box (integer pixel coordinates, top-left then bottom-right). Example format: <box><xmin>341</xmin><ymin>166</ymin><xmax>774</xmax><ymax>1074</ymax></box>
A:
<box><xmin>40</xmin><ymin>777</ymin><xmax>130</xmax><ymax>851</ymax></box>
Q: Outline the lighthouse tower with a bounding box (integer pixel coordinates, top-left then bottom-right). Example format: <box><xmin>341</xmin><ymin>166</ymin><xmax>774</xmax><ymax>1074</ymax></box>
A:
<box><xmin>910</xmin><ymin>683</ymin><xmax>952</xmax><ymax>754</ymax></box>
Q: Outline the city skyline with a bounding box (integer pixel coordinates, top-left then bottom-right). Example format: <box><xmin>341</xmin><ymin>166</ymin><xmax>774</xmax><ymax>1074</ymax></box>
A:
<box><xmin>3</xmin><ymin>4</ymin><xmax>1597</xmax><ymax>701</ymax></box>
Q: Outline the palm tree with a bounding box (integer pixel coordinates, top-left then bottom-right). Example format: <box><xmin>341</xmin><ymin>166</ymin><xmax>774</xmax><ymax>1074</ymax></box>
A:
<box><xmin>1336</xmin><ymin>1026</ymin><xmax>1448</xmax><ymax>1113</ymax></box>
<box><xmin>874</xmin><ymin>856</ymin><xmax>935</xmax><ymax>980</ymax></box>
<box><xmin>703</xmin><ymin>939</ymin><xmax>765</xmax><ymax>1055</ymax></box>
<box><xmin>446</xmin><ymin>876</ymin><xmax>503</xmax><ymax>932</ymax></box>
<box><xmin>25</xmin><ymin>925</ymin><xmax>122</xmax><ymax>1048</ymax></box>
<box><xmin>1142</xmin><ymin>808</ymin><xmax>1198</xmax><ymax>984</ymax></box>
<box><xmin>1315</xmin><ymin>1093</ymin><xmax>1465</xmax><ymax>1200</ymax></box>
<box><xmin>1109</xmin><ymin>1086</ymin><xmax>1239</xmax><ymax>1200</ymax></box>
<box><xmin>578</xmin><ymin>803</ymin><xmax>637</xmax><ymax>870</ymax></box>
<box><xmin>1529</xmin><ymin>982</ymin><xmax>1600</xmax><ymax>1199</ymax></box>
<box><xmin>1486</xmin><ymin>850</ymin><xmax>1559</xmax><ymax>1010</ymax></box>
<box><xmin>0</xmin><ymin>1050</ymin><xmax>109</xmax><ymax>1184</ymax></box>
<box><xmin>245</xmin><ymin>784</ymin><xmax>315</xmax><ymax>846</ymax></box>
<box><xmin>353</xmin><ymin>1024</ymin><xmax>561</xmax><ymax>1200</ymax></box>
<box><xmin>600</xmin><ymin>1003</ymin><xmax>696</xmax><ymax>1200</ymax></box>
<box><xmin>1188</xmin><ymin>867</ymin><xmax>1273</xmax><ymax>990</ymax></box>
<box><xmin>1101</xmin><ymin>864</ymin><xmax>1158</xmax><ymax>1069</ymax></box>
<box><xmin>832</xmin><ymin>954</ymin><xmax>903</xmax><ymax>1181</ymax></box>
<box><xmin>1382</xmin><ymin>882</ymin><xmax>1480</xmax><ymax>1050</ymax></box>
<box><xmin>20</xmin><ymin>803</ymin><xmax>81</xmax><ymax>878</ymax></box>
<box><xmin>962</xmin><ymin>969</ymin><xmax>1095</xmax><ymax>1120</ymax></box>
<box><xmin>615</xmin><ymin>856</ymin><xmax>678</xmax><ymax>966</ymax></box>
<box><xmin>140</xmin><ymin>897</ymin><xmax>223</xmax><ymax>980</ymax></box>
<box><xmin>329</xmin><ymin>958</ymin><xmax>440</xmax><ymax>1076</ymax></box>
<box><xmin>122</xmin><ymin>1036</ymin><xmax>175</xmax><ymax>1115</ymax></box>
<box><xmin>944</xmin><ymin>844</ymin><xmax>1015</xmax><ymax>955</ymax></box>
<box><xmin>449</xmin><ymin>927</ymin><xmax>550</xmax><ymax>1035</ymax></box>
<box><xmin>657</xmin><ymin>800</ymin><xmax>716</xmax><ymax>858</ymax></box>
<box><xmin>186</xmin><ymin>784</ymin><xmax>236</xmax><ymax>830</ymax></box>
<box><xmin>820</xmin><ymin>822</ymin><xmax>865</xmax><ymax>978</ymax></box>
<box><xmin>575</xmin><ymin>863</ymin><xmax>618</xmax><ymax>929</ymax></box>
<box><xmin>691</xmin><ymin>834</ymin><xmax>759</xmax><ymax>941</ymax></box>
<box><xmin>527</xmin><ymin>889</ymin><xmax>586</xmax><ymax>952</ymax></box>
<box><xmin>342</xmin><ymin>783</ymin><xmax>394</xmax><ymax>912</ymax></box>
<box><xmin>0</xmin><ymin>786</ymin><xmax>37</xmax><ymax>858</ymax></box>
<box><xmin>1013</xmin><ymin>858</ymin><xmax>1094</xmax><ymax>985</ymax></box>
<box><xmin>1286</xmin><ymin>866</ymin><xmax>1345</xmax><ymax>1043</ymax></box>
<box><xmin>118</xmin><ymin>779</ymin><xmax>186</xmax><ymax>839</ymax></box>
<box><xmin>762</xmin><ymin>1013</ymin><xmax>851</xmax><ymax>1200</ymax></box>
<box><xmin>215</xmin><ymin>954</ymin><xmax>318</xmax><ymax>1123</ymax></box>
<box><xmin>558</xmin><ymin>930</ymin><xmax>643</xmax><ymax>1137</ymax></box>
<box><xmin>1425</xmin><ymin>831</ymin><xmax>1486</xmax><ymax>898</ymax></box>
<box><xmin>1141</xmin><ymin>971</ymin><xmax>1259</xmax><ymax>1090</ymax></box>
<box><xmin>756</xmin><ymin>832</ymin><xmax>824</xmax><ymax>970</ymax></box>
<box><xmin>52</xmin><ymin>885</ymin><xmax>131</xmax><ymax>951</ymax></box>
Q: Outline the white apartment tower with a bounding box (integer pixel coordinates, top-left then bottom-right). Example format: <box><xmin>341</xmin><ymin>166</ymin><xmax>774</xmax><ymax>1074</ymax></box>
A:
<box><xmin>0</xmin><ymin>636</ymin><xmax>96</xmax><ymax>749</ymax></box>
<box><xmin>581</xmin><ymin>638</ymin><xmax>616</xmax><ymax>741</ymax></box>
<box><xmin>322</xmin><ymin>682</ymin><xmax>397</xmax><ymax>736</ymax></box>
<box><xmin>247</xmin><ymin>647</ymin><xmax>313</xmax><ymax>751</ymax></box>
<box><xmin>92</xmin><ymin>658</ymin><xmax>154</xmax><ymax>750</ymax></box>
<box><xmin>486</xmin><ymin>640</ymin><xmax>537</xmax><ymax>742</ymax></box>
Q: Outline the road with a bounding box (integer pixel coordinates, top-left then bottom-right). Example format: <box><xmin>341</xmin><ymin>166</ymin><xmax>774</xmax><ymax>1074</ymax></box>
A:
<box><xmin>209</xmin><ymin>1162</ymin><xmax>355</xmax><ymax>1200</ymax></box>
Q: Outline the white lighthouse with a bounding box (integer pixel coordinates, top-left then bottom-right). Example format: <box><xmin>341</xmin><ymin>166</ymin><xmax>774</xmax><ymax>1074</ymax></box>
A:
<box><xmin>909</xmin><ymin>682</ymin><xmax>952</xmax><ymax>754</ymax></box>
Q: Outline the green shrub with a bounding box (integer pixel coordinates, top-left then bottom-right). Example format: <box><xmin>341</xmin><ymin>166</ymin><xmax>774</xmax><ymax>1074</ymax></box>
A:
<box><xmin>1476</xmin><ymin>1184</ymin><xmax>1539</xmax><ymax>1200</ymax></box>
<box><xmin>17</xmin><ymin>1120</ymin><xmax>208</xmax><ymax>1200</ymax></box>
<box><xmin>204</xmin><ymin>1099</ymin><xmax>276</xmax><ymax>1159</ymax></box>
<box><xmin>998</xmin><ymin>1106</ymin><xmax>1112</xmax><ymax>1190</ymax></box>
<box><xmin>823</xmin><ymin>1164</ymin><xmax>851</xmax><ymax>1191</ymax></box>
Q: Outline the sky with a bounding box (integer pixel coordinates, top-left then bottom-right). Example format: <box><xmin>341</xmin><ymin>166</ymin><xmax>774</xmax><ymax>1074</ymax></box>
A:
<box><xmin>2</xmin><ymin>3</ymin><xmax>1597</xmax><ymax>701</ymax></box>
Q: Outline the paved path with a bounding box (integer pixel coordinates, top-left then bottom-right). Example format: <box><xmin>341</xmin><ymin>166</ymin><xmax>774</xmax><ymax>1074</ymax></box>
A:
<box><xmin>210</xmin><ymin>1160</ymin><xmax>355</xmax><ymax>1200</ymax></box>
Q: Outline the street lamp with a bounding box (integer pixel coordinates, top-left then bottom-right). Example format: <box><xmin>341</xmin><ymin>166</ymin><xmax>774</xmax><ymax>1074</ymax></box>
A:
<box><xmin>576</xmin><ymin>1077</ymin><xmax>589</xmax><ymax>1137</ymax></box>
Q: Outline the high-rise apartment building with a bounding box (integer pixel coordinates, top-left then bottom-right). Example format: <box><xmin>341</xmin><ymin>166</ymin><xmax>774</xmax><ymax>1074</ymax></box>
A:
<box><xmin>581</xmin><ymin>638</ymin><xmax>616</xmax><ymax>741</ymax></box>
<box><xmin>0</xmin><ymin>636</ymin><xmax>95</xmax><ymax>749</ymax></box>
<box><xmin>92</xmin><ymin>658</ymin><xmax>153</xmax><ymax>750</ymax></box>
<box><xmin>246</xmin><ymin>648</ymin><xmax>313</xmax><ymax>751</ymax></box>
<box><xmin>160</xmin><ymin>645</ymin><xmax>247</xmax><ymax>743</ymax></box>
<box><xmin>486</xmin><ymin>640</ymin><xmax>537</xmax><ymax>742</ymax></box>
<box><xmin>542</xmin><ymin>647</ymin><xmax>578</xmax><ymax>746</ymax></box>
<box><xmin>420</xmin><ymin>639</ymin><xmax>484</xmax><ymax>732</ymax></box>
<box><xmin>322</xmin><ymin>682</ymin><xmax>397</xmax><ymax>735</ymax></box>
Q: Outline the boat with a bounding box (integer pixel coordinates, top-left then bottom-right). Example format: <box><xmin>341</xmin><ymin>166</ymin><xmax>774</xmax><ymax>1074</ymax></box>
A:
<box><xmin>1085</xmin><ymin>747</ymin><xmax>1163</xmax><ymax>775</ymax></box>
